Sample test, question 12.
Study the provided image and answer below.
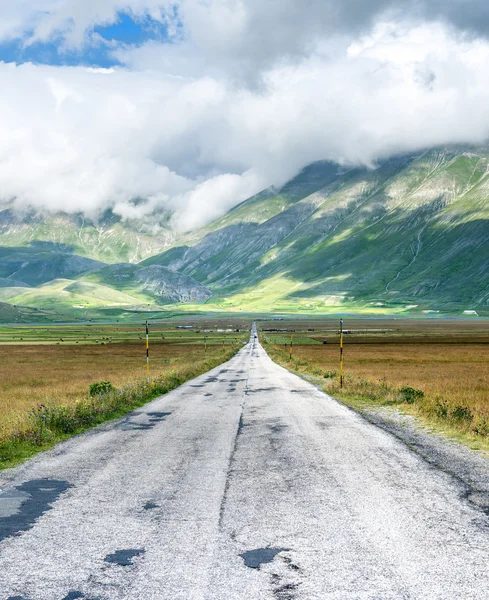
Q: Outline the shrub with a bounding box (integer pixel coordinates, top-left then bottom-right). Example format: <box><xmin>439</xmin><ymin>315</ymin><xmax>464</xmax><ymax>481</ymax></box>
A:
<box><xmin>400</xmin><ymin>386</ymin><xmax>425</xmax><ymax>404</ymax></box>
<box><xmin>324</xmin><ymin>370</ymin><xmax>337</xmax><ymax>379</ymax></box>
<box><xmin>89</xmin><ymin>381</ymin><xmax>114</xmax><ymax>397</ymax></box>
<box><xmin>450</xmin><ymin>405</ymin><xmax>473</xmax><ymax>422</ymax></box>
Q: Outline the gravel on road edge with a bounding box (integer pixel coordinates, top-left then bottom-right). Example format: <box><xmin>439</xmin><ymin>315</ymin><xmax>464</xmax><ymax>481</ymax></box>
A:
<box><xmin>275</xmin><ymin>363</ymin><xmax>489</xmax><ymax>519</ymax></box>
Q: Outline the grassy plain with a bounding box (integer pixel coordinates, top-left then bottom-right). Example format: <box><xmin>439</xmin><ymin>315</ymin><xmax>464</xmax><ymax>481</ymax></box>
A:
<box><xmin>0</xmin><ymin>320</ymin><xmax>249</xmax><ymax>465</ymax></box>
<box><xmin>261</xmin><ymin>318</ymin><xmax>489</xmax><ymax>448</ymax></box>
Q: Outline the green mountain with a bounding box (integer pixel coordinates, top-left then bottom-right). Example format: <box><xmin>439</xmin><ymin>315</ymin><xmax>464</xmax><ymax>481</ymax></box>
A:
<box><xmin>0</xmin><ymin>244</ymin><xmax>104</xmax><ymax>286</ymax></box>
<box><xmin>0</xmin><ymin>243</ymin><xmax>211</xmax><ymax>322</ymax></box>
<box><xmin>144</xmin><ymin>146</ymin><xmax>489</xmax><ymax>314</ymax></box>
<box><xmin>0</xmin><ymin>206</ymin><xmax>174</xmax><ymax>263</ymax></box>
<box><xmin>0</xmin><ymin>209</ymin><xmax>210</xmax><ymax>321</ymax></box>
<box><xmin>2</xmin><ymin>145</ymin><xmax>489</xmax><ymax>320</ymax></box>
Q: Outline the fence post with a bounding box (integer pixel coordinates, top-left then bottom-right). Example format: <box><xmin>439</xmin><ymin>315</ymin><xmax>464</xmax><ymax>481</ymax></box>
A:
<box><xmin>339</xmin><ymin>319</ymin><xmax>344</xmax><ymax>388</ymax></box>
<box><xmin>146</xmin><ymin>321</ymin><xmax>150</xmax><ymax>380</ymax></box>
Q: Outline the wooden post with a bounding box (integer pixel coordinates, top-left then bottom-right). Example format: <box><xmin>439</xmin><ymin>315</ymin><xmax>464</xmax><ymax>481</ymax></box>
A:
<box><xmin>146</xmin><ymin>321</ymin><xmax>150</xmax><ymax>379</ymax></box>
<box><xmin>340</xmin><ymin>319</ymin><xmax>344</xmax><ymax>388</ymax></box>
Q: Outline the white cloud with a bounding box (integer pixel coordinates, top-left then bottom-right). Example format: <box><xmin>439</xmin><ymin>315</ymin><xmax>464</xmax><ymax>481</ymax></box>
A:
<box><xmin>0</xmin><ymin>64</ymin><xmax>193</xmax><ymax>217</ymax></box>
<box><xmin>6</xmin><ymin>1</ymin><xmax>489</xmax><ymax>62</ymax></box>
<box><xmin>3</xmin><ymin>6</ymin><xmax>489</xmax><ymax>230</ymax></box>
<box><xmin>170</xmin><ymin>171</ymin><xmax>267</xmax><ymax>231</ymax></box>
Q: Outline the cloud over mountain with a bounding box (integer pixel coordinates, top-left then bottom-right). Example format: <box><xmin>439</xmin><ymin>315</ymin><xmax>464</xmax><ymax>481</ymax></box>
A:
<box><xmin>2</xmin><ymin>2</ymin><xmax>489</xmax><ymax>230</ymax></box>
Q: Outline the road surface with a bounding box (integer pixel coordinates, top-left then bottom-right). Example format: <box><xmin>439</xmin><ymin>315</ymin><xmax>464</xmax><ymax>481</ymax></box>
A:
<box><xmin>1</xmin><ymin>325</ymin><xmax>489</xmax><ymax>599</ymax></box>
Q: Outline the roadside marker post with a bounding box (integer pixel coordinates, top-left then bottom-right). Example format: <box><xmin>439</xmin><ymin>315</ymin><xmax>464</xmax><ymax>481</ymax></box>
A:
<box><xmin>289</xmin><ymin>334</ymin><xmax>293</xmax><ymax>362</ymax></box>
<box><xmin>146</xmin><ymin>321</ymin><xmax>150</xmax><ymax>380</ymax></box>
<box><xmin>340</xmin><ymin>319</ymin><xmax>344</xmax><ymax>388</ymax></box>
<box><xmin>204</xmin><ymin>335</ymin><xmax>207</xmax><ymax>353</ymax></box>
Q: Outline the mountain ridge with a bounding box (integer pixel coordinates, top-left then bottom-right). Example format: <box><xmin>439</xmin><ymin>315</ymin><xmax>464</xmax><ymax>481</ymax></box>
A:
<box><xmin>2</xmin><ymin>145</ymin><xmax>489</xmax><ymax>320</ymax></box>
<box><xmin>143</xmin><ymin>146</ymin><xmax>489</xmax><ymax>312</ymax></box>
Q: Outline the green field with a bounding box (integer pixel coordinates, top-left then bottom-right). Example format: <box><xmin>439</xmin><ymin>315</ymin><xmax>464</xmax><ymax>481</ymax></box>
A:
<box><xmin>0</xmin><ymin>320</ymin><xmax>250</xmax><ymax>346</ymax></box>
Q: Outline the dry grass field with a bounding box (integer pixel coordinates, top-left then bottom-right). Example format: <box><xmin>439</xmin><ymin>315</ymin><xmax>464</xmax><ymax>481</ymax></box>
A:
<box><xmin>0</xmin><ymin>321</ymin><xmax>248</xmax><ymax>441</ymax></box>
<box><xmin>3</xmin><ymin>316</ymin><xmax>489</xmax><ymax>462</ymax></box>
<box><xmin>0</xmin><ymin>343</ymin><xmax>216</xmax><ymax>436</ymax></box>
<box><xmin>262</xmin><ymin>319</ymin><xmax>489</xmax><ymax>443</ymax></box>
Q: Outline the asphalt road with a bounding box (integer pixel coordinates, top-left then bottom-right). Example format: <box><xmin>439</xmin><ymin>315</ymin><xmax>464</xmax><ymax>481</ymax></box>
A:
<box><xmin>1</xmin><ymin>325</ymin><xmax>489</xmax><ymax>599</ymax></box>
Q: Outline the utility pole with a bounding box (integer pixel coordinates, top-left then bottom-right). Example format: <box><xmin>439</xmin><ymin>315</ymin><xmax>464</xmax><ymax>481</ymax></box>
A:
<box><xmin>145</xmin><ymin>321</ymin><xmax>150</xmax><ymax>379</ymax></box>
<box><xmin>339</xmin><ymin>319</ymin><xmax>344</xmax><ymax>388</ymax></box>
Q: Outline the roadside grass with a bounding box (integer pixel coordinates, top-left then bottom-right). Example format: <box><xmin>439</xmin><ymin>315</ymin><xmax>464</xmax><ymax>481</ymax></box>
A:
<box><xmin>0</xmin><ymin>335</ymin><xmax>243</xmax><ymax>469</ymax></box>
<box><xmin>263</xmin><ymin>336</ymin><xmax>489</xmax><ymax>451</ymax></box>
<box><xmin>0</xmin><ymin>343</ymin><xmax>228</xmax><ymax>434</ymax></box>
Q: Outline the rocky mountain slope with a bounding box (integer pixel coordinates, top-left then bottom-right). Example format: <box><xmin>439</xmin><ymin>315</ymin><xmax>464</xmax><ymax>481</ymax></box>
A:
<box><xmin>82</xmin><ymin>263</ymin><xmax>212</xmax><ymax>303</ymax></box>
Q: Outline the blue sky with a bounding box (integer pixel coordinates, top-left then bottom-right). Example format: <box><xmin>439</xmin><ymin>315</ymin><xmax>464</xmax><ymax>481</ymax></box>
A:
<box><xmin>0</xmin><ymin>12</ymin><xmax>172</xmax><ymax>68</ymax></box>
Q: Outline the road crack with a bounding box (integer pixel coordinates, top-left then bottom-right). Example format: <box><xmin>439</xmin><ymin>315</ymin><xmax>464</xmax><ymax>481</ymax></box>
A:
<box><xmin>218</xmin><ymin>363</ymin><xmax>251</xmax><ymax>530</ymax></box>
